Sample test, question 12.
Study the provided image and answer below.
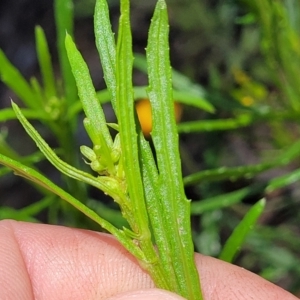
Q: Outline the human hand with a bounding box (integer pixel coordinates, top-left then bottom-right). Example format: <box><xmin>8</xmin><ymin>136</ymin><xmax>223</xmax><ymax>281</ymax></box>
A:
<box><xmin>0</xmin><ymin>220</ymin><xmax>298</xmax><ymax>300</ymax></box>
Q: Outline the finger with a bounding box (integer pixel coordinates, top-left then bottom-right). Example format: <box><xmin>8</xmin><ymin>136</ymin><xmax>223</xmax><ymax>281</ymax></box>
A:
<box><xmin>0</xmin><ymin>220</ymin><xmax>154</xmax><ymax>300</ymax></box>
<box><xmin>0</xmin><ymin>220</ymin><xmax>298</xmax><ymax>300</ymax></box>
<box><xmin>194</xmin><ymin>254</ymin><xmax>298</xmax><ymax>300</ymax></box>
<box><xmin>0</xmin><ymin>220</ymin><xmax>34</xmax><ymax>299</ymax></box>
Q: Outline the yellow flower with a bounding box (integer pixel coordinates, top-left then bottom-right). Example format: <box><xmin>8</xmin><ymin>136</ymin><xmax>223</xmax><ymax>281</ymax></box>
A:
<box><xmin>136</xmin><ymin>99</ymin><xmax>182</xmax><ymax>137</ymax></box>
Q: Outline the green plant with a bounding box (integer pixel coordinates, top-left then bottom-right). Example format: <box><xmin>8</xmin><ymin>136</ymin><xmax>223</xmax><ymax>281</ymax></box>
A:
<box><xmin>1</xmin><ymin>0</ymin><xmax>300</xmax><ymax>297</ymax></box>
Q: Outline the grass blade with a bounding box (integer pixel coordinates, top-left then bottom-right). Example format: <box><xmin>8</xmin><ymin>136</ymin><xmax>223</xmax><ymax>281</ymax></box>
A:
<box><xmin>219</xmin><ymin>198</ymin><xmax>266</xmax><ymax>263</ymax></box>
<box><xmin>35</xmin><ymin>26</ymin><xmax>57</xmax><ymax>99</ymax></box>
<box><xmin>94</xmin><ymin>0</ymin><xmax>117</xmax><ymax>113</ymax></box>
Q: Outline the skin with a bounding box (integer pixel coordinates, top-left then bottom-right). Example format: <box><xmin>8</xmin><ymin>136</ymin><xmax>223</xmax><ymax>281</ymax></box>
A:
<box><xmin>0</xmin><ymin>219</ymin><xmax>298</xmax><ymax>300</ymax></box>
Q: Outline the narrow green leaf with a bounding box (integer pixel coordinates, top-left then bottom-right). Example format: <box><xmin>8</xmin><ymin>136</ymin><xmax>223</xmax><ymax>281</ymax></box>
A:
<box><xmin>267</xmin><ymin>168</ymin><xmax>300</xmax><ymax>192</ymax></box>
<box><xmin>171</xmin><ymin>66</ymin><xmax>207</xmax><ymax>97</ymax></box>
<box><xmin>173</xmin><ymin>90</ymin><xmax>214</xmax><ymax>112</ymax></box>
<box><xmin>138</xmin><ymin>132</ymin><xmax>175</xmax><ymax>288</ymax></box>
<box><xmin>54</xmin><ymin>0</ymin><xmax>77</xmax><ymax>106</ymax></box>
<box><xmin>146</xmin><ymin>1</ymin><xmax>202</xmax><ymax>298</ymax></box>
<box><xmin>19</xmin><ymin>196</ymin><xmax>54</xmax><ymax>217</ymax></box>
<box><xmin>116</xmin><ymin>0</ymin><xmax>148</xmax><ymax>234</ymax></box>
<box><xmin>65</xmin><ymin>33</ymin><xmax>113</xmax><ymax>148</ymax></box>
<box><xmin>184</xmin><ymin>138</ymin><xmax>300</xmax><ymax>186</ymax></box>
<box><xmin>94</xmin><ymin>0</ymin><xmax>117</xmax><ymax>113</ymax></box>
<box><xmin>219</xmin><ymin>199</ymin><xmax>266</xmax><ymax>263</ymax></box>
<box><xmin>0</xmin><ymin>108</ymin><xmax>49</xmax><ymax>122</ymax></box>
<box><xmin>0</xmin><ymin>50</ymin><xmax>39</xmax><ymax>109</ymax></box>
<box><xmin>178</xmin><ymin>114</ymin><xmax>252</xmax><ymax>133</ymax></box>
<box><xmin>35</xmin><ymin>26</ymin><xmax>57</xmax><ymax>99</ymax></box>
<box><xmin>66</xmin><ymin>89</ymin><xmax>112</xmax><ymax>120</ymax></box>
<box><xmin>184</xmin><ymin>162</ymin><xmax>275</xmax><ymax>186</ymax></box>
<box><xmin>0</xmin><ymin>207</ymin><xmax>38</xmax><ymax>222</ymax></box>
<box><xmin>191</xmin><ymin>186</ymin><xmax>260</xmax><ymax>215</ymax></box>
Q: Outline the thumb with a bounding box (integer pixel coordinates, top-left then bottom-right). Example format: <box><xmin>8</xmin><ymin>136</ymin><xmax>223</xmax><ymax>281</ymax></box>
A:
<box><xmin>106</xmin><ymin>288</ymin><xmax>186</xmax><ymax>300</ymax></box>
